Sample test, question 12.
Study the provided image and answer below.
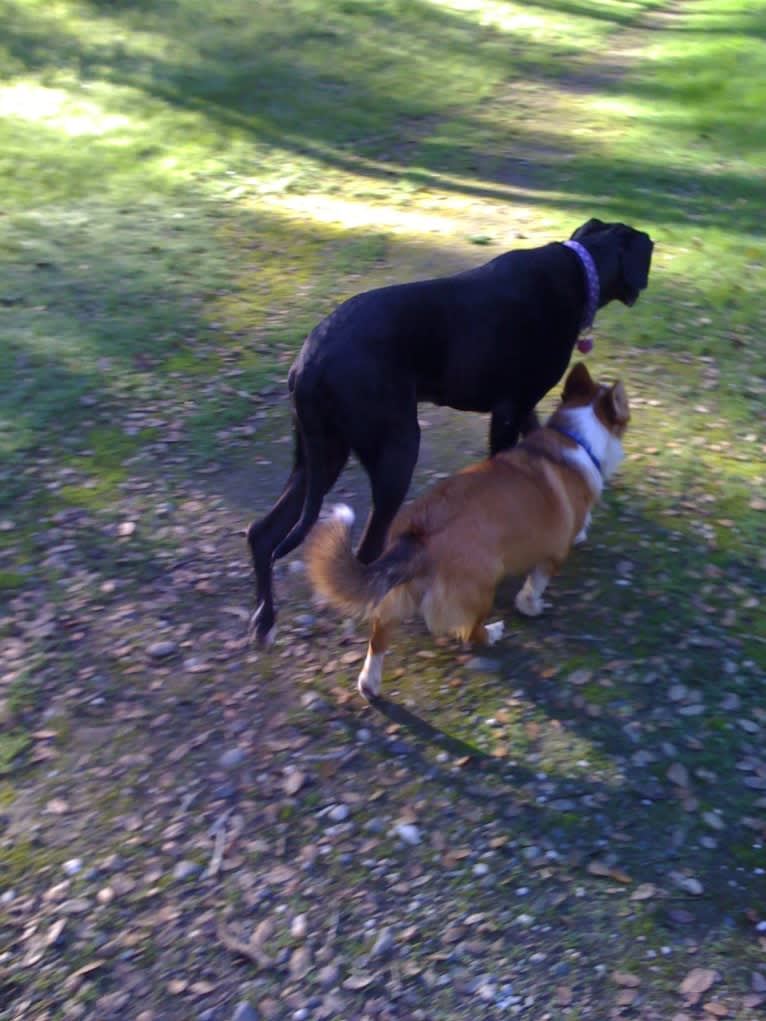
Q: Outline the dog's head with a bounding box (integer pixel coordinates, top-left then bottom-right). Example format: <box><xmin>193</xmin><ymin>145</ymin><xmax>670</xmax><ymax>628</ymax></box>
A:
<box><xmin>560</xmin><ymin>362</ymin><xmax>630</xmax><ymax>478</ymax></box>
<box><xmin>570</xmin><ymin>218</ymin><xmax>654</xmax><ymax>307</ymax></box>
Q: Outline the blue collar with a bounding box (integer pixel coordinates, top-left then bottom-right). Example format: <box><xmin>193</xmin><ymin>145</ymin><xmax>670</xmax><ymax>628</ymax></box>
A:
<box><xmin>548</xmin><ymin>423</ymin><xmax>602</xmax><ymax>475</ymax></box>
<box><xmin>563</xmin><ymin>240</ymin><xmax>600</xmax><ymax>331</ymax></box>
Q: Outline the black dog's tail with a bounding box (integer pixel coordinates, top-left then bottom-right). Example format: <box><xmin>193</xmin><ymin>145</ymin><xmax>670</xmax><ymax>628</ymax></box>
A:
<box><xmin>306</xmin><ymin>505</ymin><xmax>428</xmax><ymax>617</ymax></box>
<box><xmin>272</xmin><ymin>371</ymin><xmax>329</xmax><ymax>562</ymax></box>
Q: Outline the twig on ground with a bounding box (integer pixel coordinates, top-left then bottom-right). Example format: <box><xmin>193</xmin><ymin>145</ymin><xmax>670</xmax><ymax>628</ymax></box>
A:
<box><xmin>206</xmin><ymin>809</ymin><xmax>243</xmax><ymax>878</ymax></box>
<box><xmin>216</xmin><ymin>919</ymin><xmax>271</xmax><ymax>969</ymax></box>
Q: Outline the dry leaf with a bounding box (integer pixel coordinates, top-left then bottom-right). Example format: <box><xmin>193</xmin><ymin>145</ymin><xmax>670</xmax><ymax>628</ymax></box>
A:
<box><xmin>250</xmin><ymin>918</ymin><xmax>275</xmax><ymax>950</ymax></box>
<box><xmin>45</xmin><ymin>798</ymin><xmax>69</xmax><ymax>815</ymax></box>
<box><xmin>616</xmin><ymin>988</ymin><xmax>639</xmax><ymax>1006</ymax></box>
<box><xmin>667</xmin><ymin>762</ymin><xmax>690</xmax><ymax>788</ymax></box>
<box><xmin>343</xmin><ymin>973</ymin><xmax>375</xmax><ymax>990</ymax></box>
<box><xmin>340</xmin><ymin>650</ymin><xmax>364</xmax><ymax>665</ymax></box>
<box><xmin>283</xmin><ymin>768</ymin><xmax>306</xmax><ymax>796</ymax></box>
<box><xmin>556</xmin><ymin>986</ymin><xmax>573</xmax><ymax>1006</ymax></box>
<box><xmin>613</xmin><ymin>972</ymin><xmax>641</xmax><ymax>988</ymax></box>
<box><xmin>189</xmin><ymin>981</ymin><xmax>216</xmax><ymax>996</ymax></box>
<box><xmin>587</xmin><ymin>861</ymin><xmax>631</xmax><ymax>883</ymax></box>
<box><xmin>587</xmin><ymin>861</ymin><xmax>611</xmax><ymax>877</ymax></box>
<box><xmin>630</xmin><ymin>883</ymin><xmax>657</xmax><ymax>901</ymax></box>
<box><xmin>609</xmin><ymin>867</ymin><xmax>633</xmax><ymax>884</ymax></box>
<box><xmin>265</xmin><ymin>864</ymin><xmax>295</xmax><ymax>884</ymax></box>
<box><xmin>442</xmin><ymin>925</ymin><xmax>466</xmax><ymax>944</ymax></box>
<box><xmin>680</xmin><ymin>968</ymin><xmax>718</xmax><ymax>1003</ymax></box>
<box><xmin>46</xmin><ymin>919</ymin><xmax>67</xmax><ymax>946</ymax></box>
<box><xmin>289</xmin><ymin>945</ymin><xmax>312</xmax><ymax>980</ymax></box>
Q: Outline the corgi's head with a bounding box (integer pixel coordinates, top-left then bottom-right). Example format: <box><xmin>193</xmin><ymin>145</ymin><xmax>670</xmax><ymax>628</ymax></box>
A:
<box><xmin>555</xmin><ymin>362</ymin><xmax>630</xmax><ymax>481</ymax></box>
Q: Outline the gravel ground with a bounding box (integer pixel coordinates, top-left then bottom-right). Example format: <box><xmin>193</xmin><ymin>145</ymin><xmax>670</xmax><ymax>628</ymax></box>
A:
<box><xmin>2</xmin><ymin>388</ymin><xmax>765</xmax><ymax>1021</ymax></box>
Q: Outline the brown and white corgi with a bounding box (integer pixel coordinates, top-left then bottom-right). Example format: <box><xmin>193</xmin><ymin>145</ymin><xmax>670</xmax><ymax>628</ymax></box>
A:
<box><xmin>306</xmin><ymin>363</ymin><xmax>630</xmax><ymax>700</ymax></box>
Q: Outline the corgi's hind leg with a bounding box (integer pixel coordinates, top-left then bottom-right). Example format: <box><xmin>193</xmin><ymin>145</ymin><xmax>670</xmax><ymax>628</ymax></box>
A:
<box><xmin>358</xmin><ymin>617</ymin><xmax>391</xmax><ymax>701</ymax></box>
<box><xmin>457</xmin><ymin>585</ymin><xmax>500</xmax><ymax>647</ymax></box>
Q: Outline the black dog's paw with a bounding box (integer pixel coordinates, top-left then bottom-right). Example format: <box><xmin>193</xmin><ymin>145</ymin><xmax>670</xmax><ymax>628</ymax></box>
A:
<box><xmin>248</xmin><ymin>603</ymin><xmax>276</xmax><ymax>648</ymax></box>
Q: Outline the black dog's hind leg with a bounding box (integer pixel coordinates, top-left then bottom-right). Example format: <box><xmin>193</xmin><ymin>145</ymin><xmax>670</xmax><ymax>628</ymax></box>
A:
<box><xmin>355</xmin><ymin>423</ymin><xmax>420</xmax><ymax>565</ymax></box>
<box><xmin>247</xmin><ymin>462</ymin><xmax>307</xmax><ymax>646</ymax></box>
<box><xmin>247</xmin><ymin>425</ymin><xmax>350</xmax><ymax>646</ymax></box>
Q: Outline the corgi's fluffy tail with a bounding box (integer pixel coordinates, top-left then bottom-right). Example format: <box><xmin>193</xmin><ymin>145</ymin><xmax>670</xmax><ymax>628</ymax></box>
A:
<box><xmin>306</xmin><ymin>505</ymin><xmax>427</xmax><ymax>617</ymax></box>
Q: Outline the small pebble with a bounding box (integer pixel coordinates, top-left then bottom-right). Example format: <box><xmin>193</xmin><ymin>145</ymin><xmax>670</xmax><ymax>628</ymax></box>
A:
<box><xmin>212</xmin><ymin>782</ymin><xmax>239</xmax><ymax>801</ymax></box>
<box><xmin>370</xmin><ymin>927</ymin><xmax>394</xmax><ymax>957</ymax></box>
<box><xmin>388</xmin><ymin>740</ymin><xmax>413</xmax><ymax>756</ymax></box>
<box><xmin>670</xmin><ymin>872</ymin><xmax>703</xmax><ymax>895</ymax></box>
<box><xmin>318</xmin><ymin>963</ymin><xmax>340</xmax><ymax>988</ymax></box>
<box><xmin>62</xmin><ymin>858</ymin><xmax>83</xmax><ymax>877</ymax></box>
<box><xmin>394</xmin><ymin>823</ymin><xmax>421</xmax><ymax>845</ymax></box>
<box><xmin>148</xmin><ymin>640</ymin><xmax>178</xmax><ymax>660</ymax></box>
<box><xmin>231</xmin><ymin>1003</ymin><xmax>260</xmax><ymax>1021</ymax></box>
<box><xmin>465</xmin><ymin>656</ymin><xmax>496</xmax><ymax>672</ymax></box>
<box><xmin>328</xmin><ymin>804</ymin><xmax>350</xmax><ymax>823</ymax></box>
<box><xmin>219</xmin><ymin>748</ymin><xmax>246</xmax><ymax>770</ymax></box>
<box><xmin>173</xmin><ymin>860</ymin><xmax>201</xmax><ymax>881</ymax></box>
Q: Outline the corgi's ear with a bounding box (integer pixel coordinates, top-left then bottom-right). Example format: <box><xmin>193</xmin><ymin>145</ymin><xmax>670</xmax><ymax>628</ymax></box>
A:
<box><xmin>562</xmin><ymin>362</ymin><xmax>595</xmax><ymax>401</ymax></box>
<box><xmin>606</xmin><ymin>380</ymin><xmax>630</xmax><ymax>426</ymax></box>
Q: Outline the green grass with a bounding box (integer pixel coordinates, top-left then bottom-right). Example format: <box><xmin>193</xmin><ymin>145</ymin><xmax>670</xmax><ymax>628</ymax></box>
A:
<box><xmin>1</xmin><ymin>0</ymin><xmax>763</xmax><ymax>477</ymax></box>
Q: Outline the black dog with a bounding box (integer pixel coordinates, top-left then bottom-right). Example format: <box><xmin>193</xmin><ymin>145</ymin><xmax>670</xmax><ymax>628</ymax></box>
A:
<box><xmin>247</xmin><ymin>218</ymin><xmax>653</xmax><ymax>644</ymax></box>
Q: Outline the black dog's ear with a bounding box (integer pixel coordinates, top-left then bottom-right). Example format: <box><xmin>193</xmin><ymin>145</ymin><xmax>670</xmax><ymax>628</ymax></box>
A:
<box><xmin>570</xmin><ymin>218</ymin><xmax>605</xmax><ymax>240</ymax></box>
<box><xmin>620</xmin><ymin>229</ymin><xmax>654</xmax><ymax>292</ymax></box>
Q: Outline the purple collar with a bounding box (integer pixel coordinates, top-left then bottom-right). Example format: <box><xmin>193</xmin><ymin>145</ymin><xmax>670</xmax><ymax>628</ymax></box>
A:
<box><xmin>564</xmin><ymin>240</ymin><xmax>600</xmax><ymax>332</ymax></box>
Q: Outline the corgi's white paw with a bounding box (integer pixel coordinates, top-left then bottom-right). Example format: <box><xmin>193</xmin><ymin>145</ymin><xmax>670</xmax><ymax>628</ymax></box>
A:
<box><xmin>332</xmin><ymin>503</ymin><xmax>355</xmax><ymax>527</ymax></box>
<box><xmin>515</xmin><ymin>589</ymin><xmax>544</xmax><ymax>618</ymax></box>
<box><xmin>485</xmin><ymin>620</ymin><xmax>505</xmax><ymax>645</ymax></box>
<box><xmin>358</xmin><ymin>651</ymin><xmax>383</xmax><ymax>700</ymax></box>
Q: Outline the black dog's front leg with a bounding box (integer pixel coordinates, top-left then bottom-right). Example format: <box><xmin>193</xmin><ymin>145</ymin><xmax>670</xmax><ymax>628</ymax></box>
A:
<box><xmin>519</xmin><ymin>407</ymin><xmax>541</xmax><ymax>436</ymax></box>
<box><xmin>488</xmin><ymin>402</ymin><xmax>540</xmax><ymax>455</ymax></box>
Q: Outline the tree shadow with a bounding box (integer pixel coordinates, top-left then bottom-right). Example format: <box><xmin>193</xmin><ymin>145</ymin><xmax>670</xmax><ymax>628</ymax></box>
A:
<box><xmin>2</xmin><ymin>0</ymin><xmax>764</xmax><ymax>235</ymax></box>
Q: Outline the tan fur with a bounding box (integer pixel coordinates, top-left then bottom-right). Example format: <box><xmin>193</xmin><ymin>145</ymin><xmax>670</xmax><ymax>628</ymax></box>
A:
<box><xmin>306</xmin><ymin>363</ymin><xmax>630</xmax><ymax>699</ymax></box>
